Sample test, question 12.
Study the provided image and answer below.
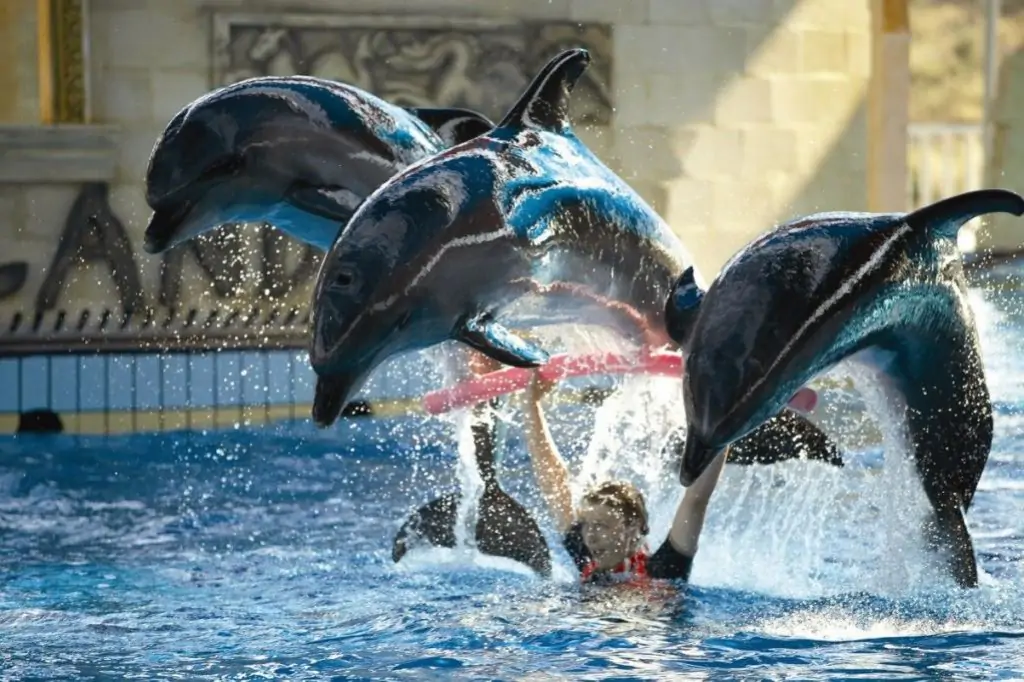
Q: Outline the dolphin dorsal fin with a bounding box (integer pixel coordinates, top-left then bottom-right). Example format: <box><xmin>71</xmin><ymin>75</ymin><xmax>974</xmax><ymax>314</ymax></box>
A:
<box><xmin>496</xmin><ymin>48</ymin><xmax>591</xmax><ymax>133</ymax></box>
<box><xmin>406</xmin><ymin>107</ymin><xmax>495</xmax><ymax>146</ymax></box>
<box><xmin>665</xmin><ymin>266</ymin><xmax>705</xmax><ymax>347</ymax></box>
<box><xmin>905</xmin><ymin>189</ymin><xmax>1024</xmax><ymax>239</ymax></box>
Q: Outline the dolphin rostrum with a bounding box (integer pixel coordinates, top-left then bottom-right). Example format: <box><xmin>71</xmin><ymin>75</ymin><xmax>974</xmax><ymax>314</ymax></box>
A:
<box><xmin>669</xmin><ymin>188</ymin><xmax>1024</xmax><ymax>587</ymax></box>
<box><xmin>143</xmin><ymin>75</ymin><xmax>494</xmax><ymax>254</ymax></box>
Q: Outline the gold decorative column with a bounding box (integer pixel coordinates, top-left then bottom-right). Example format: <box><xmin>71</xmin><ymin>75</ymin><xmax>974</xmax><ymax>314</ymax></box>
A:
<box><xmin>37</xmin><ymin>0</ymin><xmax>87</xmax><ymax>124</ymax></box>
<box><xmin>867</xmin><ymin>0</ymin><xmax>910</xmax><ymax>213</ymax></box>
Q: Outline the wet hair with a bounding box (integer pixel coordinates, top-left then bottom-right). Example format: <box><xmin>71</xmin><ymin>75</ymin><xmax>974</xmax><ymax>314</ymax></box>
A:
<box><xmin>580</xmin><ymin>480</ymin><xmax>650</xmax><ymax>535</ymax></box>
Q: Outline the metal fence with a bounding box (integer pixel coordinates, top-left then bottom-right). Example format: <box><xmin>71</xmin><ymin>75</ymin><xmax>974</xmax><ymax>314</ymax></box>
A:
<box><xmin>907</xmin><ymin>122</ymin><xmax>986</xmax><ymax>209</ymax></box>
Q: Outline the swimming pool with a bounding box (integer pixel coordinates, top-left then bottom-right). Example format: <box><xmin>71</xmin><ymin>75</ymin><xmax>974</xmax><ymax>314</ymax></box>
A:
<box><xmin>2</xmin><ymin>263</ymin><xmax>1024</xmax><ymax>680</ymax></box>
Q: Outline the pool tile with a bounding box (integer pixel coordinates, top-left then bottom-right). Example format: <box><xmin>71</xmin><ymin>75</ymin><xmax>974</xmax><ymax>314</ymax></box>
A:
<box><xmin>188</xmin><ymin>354</ymin><xmax>215</xmax><ymax>408</ymax></box>
<box><xmin>79</xmin><ymin>356</ymin><xmax>107</xmax><ymax>411</ymax></box>
<box><xmin>134</xmin><ymin>355</ymin><xmax>162</xmax><ymax>410</ymax></box>
<box><xmin>215</xmin><ymin>352</ymin><xmax>242</xmax><ymax>407</ymax></box>
<box><xmin>266</xmin><ymin>351</ymin><xmax>293</xmax><ymax>406</ymax></box>
<box><xmin>49</xmin><ymin>356</ymin><xmax>79</xmax><ymax>412</ymax></box>
<box><xmin>20</xmin><ymin>356</ymin><xmax>49</xmax><ymax>411</ymax></box>
<box><xmin>161</xmin><ymin>355</ymin><xmax>188</xmax><ymax>410</ymax></box>
<box><xmin>107</xmin><ymin>355</ymin><xmax>135</xmax><ymax>411</ymax></box>
<box><xmin>0</xmin><ymin>359</ymin><xmax>20</xmax><ymax>412</ymax></box>
<box><xmin>240</xmin><ymin>351</ymin><xmax>268</xmax><ymax>406</ymax></box>
<box><xmin>293</xmin><ymin>352</ymin><xmax>315</xmax><ymax>404</ymax></box>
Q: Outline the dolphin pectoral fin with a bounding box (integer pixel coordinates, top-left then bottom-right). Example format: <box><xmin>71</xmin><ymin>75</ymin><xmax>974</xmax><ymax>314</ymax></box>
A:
<box><xmin>456</xmin><ymin>315</ymin><xmax>550</xmax><ymax>368</ymax></box>
<box><xmin>286</xmin><ymin>183</ymin><xmax>361</xmax><ymax>222</ymax></box>
<box><xmin>406</xmin><ymin>107</ymin><xmax>495</xmax><ymax>146</ymax></box>
<box><xmin>726</xmin><ymin>410</ymin><xmax>844</xmax><ymax>468</ymax></box>
<box><xmin>905</xmin><ymin>188</ymin><xmax>1024</xmax><ymax>239</ymax></box>
<box><xmin>497</xmin><ymin>48</ymin><xmax>591</xmax><ymax>133</ymax></box>
<box><xmin>665</xmin><ymin>266</ymin><xmax>705</xmax><ymax>347</ymax></box>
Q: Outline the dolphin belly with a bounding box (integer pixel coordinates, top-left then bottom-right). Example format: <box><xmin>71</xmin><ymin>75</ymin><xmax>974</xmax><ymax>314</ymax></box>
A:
<box><xmin>236</xmin><ymin>201</ymin><xmax>345</xmax><ymax>251</ymax></box>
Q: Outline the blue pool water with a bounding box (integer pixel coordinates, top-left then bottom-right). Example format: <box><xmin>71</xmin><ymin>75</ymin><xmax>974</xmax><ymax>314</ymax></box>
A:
<box><xmin>3</xmin><ymin>264</ymin><xmax>1024</xmax><ymax>680</ymax></box>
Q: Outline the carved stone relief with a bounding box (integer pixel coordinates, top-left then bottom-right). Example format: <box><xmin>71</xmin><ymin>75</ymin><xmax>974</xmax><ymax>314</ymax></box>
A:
<box><xmin>0</xmin><ymin>262</ymin><xmax>27</xmax><ymax>301</ymax></box>
<box><xmin>35</xmin><ymin>182</ymin><xmax>145</xmax><ymax>313</ymax></box>
<box><xmin>212</xmin><ymin>13</ymin><xmax>613</xmax><ymax>126</ymax></box>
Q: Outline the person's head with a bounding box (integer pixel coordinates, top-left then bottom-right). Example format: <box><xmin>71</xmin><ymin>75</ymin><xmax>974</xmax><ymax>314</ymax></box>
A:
<box><xmin>576</xmin><ymin>480</ymin><xmax>649</xmax><ymax>568</ymax></box>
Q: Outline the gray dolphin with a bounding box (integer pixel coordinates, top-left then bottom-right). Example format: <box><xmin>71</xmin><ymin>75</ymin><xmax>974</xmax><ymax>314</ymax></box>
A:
<box><xmin>669</xmin><ymin>189</ymin><xmax>1024</xmax><ymax>587</ymax></box>
<box><xmin>308</xmin><ymin>48</ymin><xmax>703</xmax><ymax>426</ymax></box>
<box><xmin>143</xmin><ymin>75</ymin><xmax>494</xmax><ymax>253</ymax></box>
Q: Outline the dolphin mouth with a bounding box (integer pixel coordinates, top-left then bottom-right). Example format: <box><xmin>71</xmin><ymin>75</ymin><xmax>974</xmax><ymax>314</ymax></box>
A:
<box><xmin>678</xmin><ymin>433</ymin><xmax>723</xmax><ymax>487</ymax></box>
<box><xmin>312</xmin><ymin>373</ymin><xmax>362</xmax><ymax>428</ymax></box>
<box><xmin>144</xmin><ymin>199</ymin><xmax>194</xmax><ymax>254</ymax></box>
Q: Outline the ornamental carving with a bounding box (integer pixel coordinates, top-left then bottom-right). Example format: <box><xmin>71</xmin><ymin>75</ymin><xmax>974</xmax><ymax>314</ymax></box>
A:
<box><xmin>212</xmin><ymin>13</ymin><xmax>613</xmax><ymax>126</ymax></box>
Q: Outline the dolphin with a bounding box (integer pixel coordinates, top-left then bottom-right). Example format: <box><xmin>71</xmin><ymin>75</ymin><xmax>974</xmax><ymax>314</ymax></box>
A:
<box><xmin>669</xmin><ymin>189</ymin><xmax>1024</xmax><ymax>587</ymax></box>
<box><xmin>308</xmin><ymin>48</ymin><xmax>705</xmax><ymax>425</ymax></box>
<box><xmin>392</xmin><ymin>397</ymin><xmax>553</xmax><ymax>575</ymax></box>
<box><xmin>143</xmin><ymin>75</ymin><xmax>494</xmax><ymax>254</ymax></box>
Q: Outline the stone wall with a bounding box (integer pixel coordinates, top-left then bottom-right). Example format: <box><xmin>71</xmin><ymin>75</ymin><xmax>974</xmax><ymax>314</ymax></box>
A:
<box><xmin>0</xmin><ymin>0</ymin><xmax>40</xmax><ymax>124</ymax></box>
<box><xmin>0</xmin><ymin>0</ymin><xmax>872</xmax><ymax>319</ymax></box>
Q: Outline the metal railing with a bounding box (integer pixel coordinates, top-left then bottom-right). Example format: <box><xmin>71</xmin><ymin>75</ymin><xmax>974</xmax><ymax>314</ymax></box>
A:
<box><xmin>907</xmin><ymin>122</ymin><xmax>986</xmax><ymax>209</ymax></box>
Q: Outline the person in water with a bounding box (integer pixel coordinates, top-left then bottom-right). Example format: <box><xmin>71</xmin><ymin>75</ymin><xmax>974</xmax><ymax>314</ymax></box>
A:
<box><xmin>393</xmin><ymin>350</ymin><xmax>836</xmax><ymax>580</ymax></box>
<box><xmin>522</xmin><ymin>371</ymin><xmax>727</xmax><ymax>583</ymax></box>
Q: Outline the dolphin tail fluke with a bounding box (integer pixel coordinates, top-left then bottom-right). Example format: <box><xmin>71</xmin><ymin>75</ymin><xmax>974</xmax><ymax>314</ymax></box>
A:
<box><xmin>496</xmin><ymin>48</ymin><xmax>591</xmax><ymax>132</ymax></box>
<box><xmin>392</xmin><ymin>488</ymin><xmax>552</xmax><ymax>577</ymax></box>
<box><xmin>727</xmin><ymin>410</ymin><xmax>845</xmax><ymax>468</ymax></box>
<box><xmin>906</xmin><ymin>189</ymin><xmax>1024</xmax><ymax>240</ymax></box>
<box><xmin>474</xmin><ymin>486</ymin><xmax>552</xmax><ymax>576</ymax></box>
<box><xmin>665</xmin><ymin>266</ymin><xmax>705</xmax><ymax>348</ymax></box>
<box><xmin>392</xmin><ymin>399</ymin><xmax>552</xmax><ymax>576</ymax></box>
<box><xmin>406</xmin><ymin>107</ymin><xmax>496</xmax><ymax>146</ymax></box>
<box><xmin>393</xmin><ymin>492</ymin><xmax>460</xmax><ymax>563</ymax></box>
<box><xmin>666</xmin><ymin>410</ymin><xmax>844</xmax><ymax>475</ymax></box>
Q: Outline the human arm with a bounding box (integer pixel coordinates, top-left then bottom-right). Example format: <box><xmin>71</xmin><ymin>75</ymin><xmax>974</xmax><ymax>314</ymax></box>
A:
<box><xmin>647</xmin><ymin>447</ymin><xmax>729</xmax><ymax>580</ymax></box>
<box><xmin>522</xmin><ymin>372</ymin><xmax>575</xmax><ymax>534</ymax></box>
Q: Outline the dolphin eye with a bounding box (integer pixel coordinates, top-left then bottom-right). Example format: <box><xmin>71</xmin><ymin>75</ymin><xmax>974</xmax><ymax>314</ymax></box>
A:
<box><xmin>333</xmin><ymin>266</ymin><xmax>358</xmax><ymax>290</ymax></box>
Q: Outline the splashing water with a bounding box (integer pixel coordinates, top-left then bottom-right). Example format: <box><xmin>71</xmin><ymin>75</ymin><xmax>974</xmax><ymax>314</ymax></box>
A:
<box><xmin>3</xmin><ymin>273</ymin><xmax>1024</xmax><ymax>678</ymax></box>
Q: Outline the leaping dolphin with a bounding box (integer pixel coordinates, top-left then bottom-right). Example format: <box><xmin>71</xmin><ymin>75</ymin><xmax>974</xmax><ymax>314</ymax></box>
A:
<box><xmin>669</xmin><ymin>188</ymin><xmax>1024</xmax><ymax>587</ymax></box>
<box><xmin>143</xmin><ymin>75</ymin><xmax>494</xmax><ymax>253</ymax></box>
<box><xmin>308</xmin><ymin>48</ymin><xmax>703</xmax><ymax>425</ymax></box>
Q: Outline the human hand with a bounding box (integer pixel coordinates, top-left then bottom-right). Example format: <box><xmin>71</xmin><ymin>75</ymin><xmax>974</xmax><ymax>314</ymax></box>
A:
<box><xmin>528</xmin><ymin>369</ymin><xmax>558</xmax><ymax>401</ymax></box>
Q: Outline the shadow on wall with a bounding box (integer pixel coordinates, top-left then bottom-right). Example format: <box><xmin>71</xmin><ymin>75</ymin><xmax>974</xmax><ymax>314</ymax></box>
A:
<box><xmin>610</xmin><ymin>0</ymin><xmax>806</xmax><ymax>184</ymax></box>
<box><xmin>787</xmin><ymin>102</ymin><xmax>869</xmax><ymax>220</ymax></box>
<box><xmin>606</xmin><ymin>0</ymin><xmax>870</xmax><ymax>274</ymax></box>
<box><xmin>686</xmin><ymin>100</ymin><xmax>870</xmax><ymax>271</ymax></box>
